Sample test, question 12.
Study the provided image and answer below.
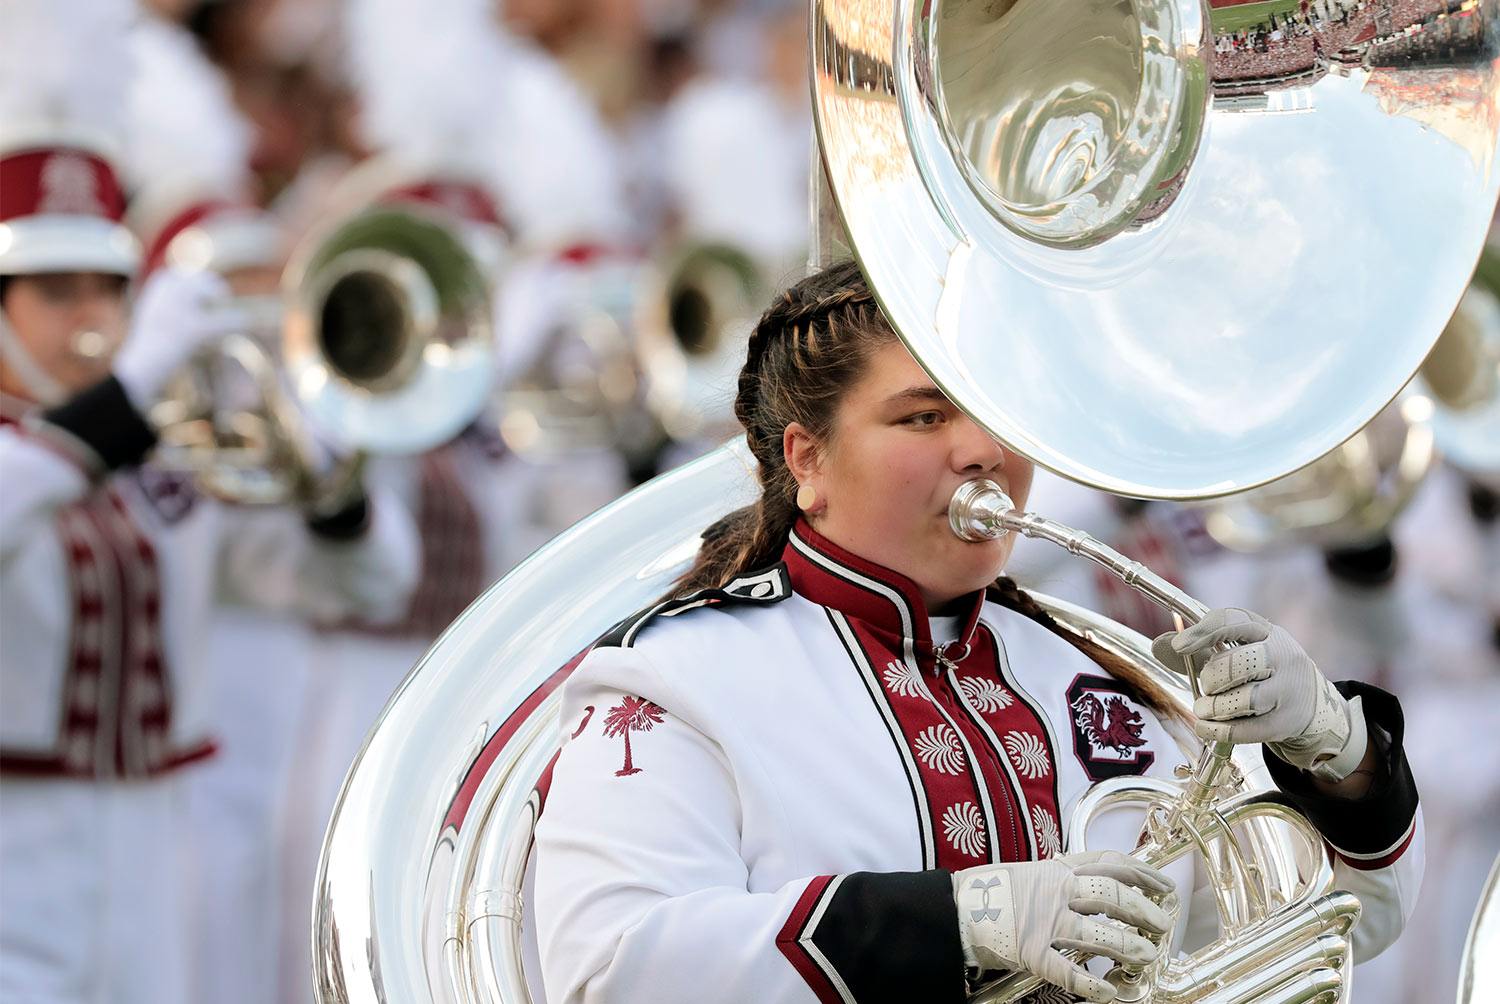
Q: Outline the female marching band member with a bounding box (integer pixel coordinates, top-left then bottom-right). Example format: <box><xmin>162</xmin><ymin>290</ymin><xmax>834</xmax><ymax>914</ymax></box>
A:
<box><xmin>532</xmin><ymin>261</ymin><xmax>1423</xmax><ymax>1004</ymax></box>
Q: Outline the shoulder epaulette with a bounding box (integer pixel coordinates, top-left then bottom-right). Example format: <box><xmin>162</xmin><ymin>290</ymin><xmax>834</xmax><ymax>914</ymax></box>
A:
<box><xmin>596</xmin><ymin>564</ymin><xmax>791</xmax><ymax>649</ymax></box>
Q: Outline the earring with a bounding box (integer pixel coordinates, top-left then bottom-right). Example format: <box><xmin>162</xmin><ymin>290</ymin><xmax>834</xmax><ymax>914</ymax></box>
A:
<box><xmin>795</xmin><ymin>483</ymin><xmax>817</xmax><ymax>512</ymax></box>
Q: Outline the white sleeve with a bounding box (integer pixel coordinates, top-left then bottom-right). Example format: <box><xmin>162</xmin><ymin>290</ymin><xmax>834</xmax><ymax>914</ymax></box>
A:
<box><xmin>1329</xmin><ymin>811</ymin><xmax>1424</xmax><ymax>960</ymax></box>
<box><xmin>2</xmin><ymin>376</ymin><xmax>163</xmax><ymax>564</ymax></box>
<box><xmin>0</xmin><ymin>426</ymin><xmax>94</xmax><ymax>565</ymax></box>
<box><xmin>532</xmin><ymin>643</ymin><xmax>968</xmax><ymax>1004</ymax></box>
<box><xmin>215</xmin><ymin>484</ymin><xmax>420</xmax><ymax>624</ymax></box>
<box><xmin>1261</xmin><ymin>681</ymin><xmax>1423</xmax><ymax>962</ymax></box>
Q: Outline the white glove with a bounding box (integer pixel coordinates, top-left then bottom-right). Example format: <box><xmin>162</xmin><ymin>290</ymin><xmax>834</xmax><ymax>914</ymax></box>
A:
<box><xmin>1152</xmin><ymin>607</ymin><xmax>1368</xmax><ymax>781</ymax></box>
<box><xmin>113</xmin><ymin>267</ymin><xmax>238</xmax><ymax>412</ymax></box>
<box><xmin>953</xmin><ymin>851</ymin><xmax>1175</xmax><ymax>1003</ymax></box>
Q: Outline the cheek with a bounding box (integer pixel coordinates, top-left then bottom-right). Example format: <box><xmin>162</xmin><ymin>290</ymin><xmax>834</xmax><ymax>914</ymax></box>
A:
<box><xmin>1006</xmin><ymin>453</ymin><xmax>1037</xmax><ymax>509</ymax></box>
<box><xmin>5</xmin><ymin>300</ymin><xmax>71</xmax><ymax>364</ymax></box>
<box><xmin>861</xmin><ymin>440</ymin><xmax>935</xmax><ymax>514</ymax></box>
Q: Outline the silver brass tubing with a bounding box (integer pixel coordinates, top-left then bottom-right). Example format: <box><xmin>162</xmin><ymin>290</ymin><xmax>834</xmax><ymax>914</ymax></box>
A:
<box><xmin>948</xmin><ymin>479</ymin><xmax>1208</xmax><ymax>624</ymax></box>
<box><xmin>1158</xmin><ymin>895</ymin><xmax>1360</xmax><ymax>997</ymax></box>
<box><xmin>1195</xmin><ymin>966</ymin><xmax>1344</xmax><ymax>1004</ymax></box>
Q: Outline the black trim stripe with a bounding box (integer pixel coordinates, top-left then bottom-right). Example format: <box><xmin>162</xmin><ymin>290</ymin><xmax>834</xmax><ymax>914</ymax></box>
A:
<box><xmin>827</xmin><ymin>609</ymin><xmax>936</xmax><ymax>868</ymax></box>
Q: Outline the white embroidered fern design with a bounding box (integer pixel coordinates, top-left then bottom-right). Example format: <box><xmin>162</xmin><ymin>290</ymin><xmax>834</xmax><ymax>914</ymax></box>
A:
<box><xmin>1032</xmin><ymin>805</ymin><xmax>1062</xmax><ymax>858</ymax></box>
<box><xmin>882</xmin><ymin>660</ymin><xmax>924</xmax><ymax>698</ymax></box>
<box><xmin>942</xmin><ymin>801</ymin><xmax>987</xmax><ymax>857</ymax></box>
<box><xmin>1003</xmin><ymin>731</ymin><xmax>1051</xmax><ymax>780</ymax></box>
<box><xmin>914</xmin><ymin>725</ymin><xmax>966</xmax><ymax>775</ymax></box>
<box><xmin>958</xmin><ymin>676</ymin><xmax>1013</xmax><ymax>712</ymax></box>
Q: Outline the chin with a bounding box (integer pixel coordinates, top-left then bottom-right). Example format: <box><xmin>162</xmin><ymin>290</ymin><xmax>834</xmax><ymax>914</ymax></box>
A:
<box><xmin>944</xmin><ymin>537</ymin><xmax>1009</xmax><ymax>591</ymax></box>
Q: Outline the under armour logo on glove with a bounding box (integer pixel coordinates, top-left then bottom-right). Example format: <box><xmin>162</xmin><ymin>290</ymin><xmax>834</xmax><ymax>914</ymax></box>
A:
<box><xmin>967</xmin><ymin>876</ymin><xmax>1005</xmax><ymax>923</ymax></box>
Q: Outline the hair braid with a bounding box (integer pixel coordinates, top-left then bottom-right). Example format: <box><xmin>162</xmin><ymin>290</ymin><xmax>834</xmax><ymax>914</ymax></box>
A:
<box><xmin>674</xmin><ymin>261</ymin><xmax>890</xmax><ymax>596</ymax></box>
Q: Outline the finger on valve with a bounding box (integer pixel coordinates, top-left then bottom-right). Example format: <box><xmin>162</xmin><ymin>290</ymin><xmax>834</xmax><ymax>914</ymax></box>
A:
<box><xmin>1067</xmin><ymin>850</ymin><xmax>1174</xmax><ymax>898</ymax></box>
<box><xmin>1168</xmin><ymin>606</ymin><xmax>1271</xmax><ymax>654</ymax></box>
<box><xmin>1198</xmin><ymin>643</ymin><xmax>1273</xmax><ymax>696</ymax></box>
<box><xmin>1067</xmin><ymin>875</ymin><xmax>1174</xmax><ymax>939</ymax></box>
<box><xmin>1054</xmin><ymin>912</ymin><xmax>1161</xmax><ymax>968</ymax></box>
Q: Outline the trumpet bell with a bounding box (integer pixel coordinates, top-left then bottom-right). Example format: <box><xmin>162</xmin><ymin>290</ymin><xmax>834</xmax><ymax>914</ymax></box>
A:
<box><xmin>283</xmin><ymin>205</ymin><xmax>496</xmax><ymax>455</ymax></box>
<box><xmin>813</xmin><ymin>0</ymin><xmax>1500</xmax><ymax>499</ymax></box>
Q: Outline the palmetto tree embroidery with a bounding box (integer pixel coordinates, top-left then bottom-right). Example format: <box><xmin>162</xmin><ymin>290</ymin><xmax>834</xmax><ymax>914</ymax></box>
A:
<box><xmin>882</xmin><ymin>660</ymin><xmax>924</xmax><ymax>698</ymax></box>
<box><xmin>1003</xmin><ymin>730</ymin><xmax>1051</xmax><ymax>780</ymax></box>
<box><xmin>914</xmin><ymin>724</ymin><xmax>966</xmax><ymax>775</ymax></box>
<box><xmin>1031</xmin><ymin>805</ymin><xmax>1062</xmax><ymax>858</ymax></box>
<box><xmin>942</xmin><ymin>801</ymin><xmax>987</xmax><ymax>857</ymax></box>
<box><xmin>958</xmin><ymin>676</ymin><xmax>1013</xmax><ymax>712</ymax></box>
<box><xmin>602</xmin><ymin>696</ymin><xmax>666</xmax><ymax>777</ymax></box>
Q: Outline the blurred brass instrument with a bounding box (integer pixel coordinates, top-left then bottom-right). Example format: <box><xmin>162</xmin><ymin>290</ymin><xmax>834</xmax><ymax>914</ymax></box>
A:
<box><xmin>495</xmin><ymin>241</ymin><xmax>766</xmax><ymax>460</ymax></box>
<box><xmin>312</xmin><ymin>0</ymin><xmax>1500</xmax><ymax>1002</ymax></box>
<box><xmin>1458</xmin><ymin>854</ymin><xmax>1500</xmax><ymax>1004</ymax></box>
<box><xmin>493</xmin><ymin>254</ymin><xmax>642</xmax><ymax>460</ymax></box>
<box><xmin>1202</xmin><ymin>245</ymin><xmax>1500</xmax><ymax>551</ymax></box>
<box><xmin>151</xmin><ymin>204</ymin><xmax>496</xmax><ymax>506</ymax></box>
<box><xmin>1199</xmin><ymin>398</ymin><xmax>1436</xmax><ymax>553</ymax></box>
<box><xmin>634</xmin><ymin>241</ymin><xmax>768</xmax><ymax>441</ymax></box>
<box><xmin>1419</xmin><ymin>247</ymin><xmax>1500</xmax><ymax>493</ymax></box>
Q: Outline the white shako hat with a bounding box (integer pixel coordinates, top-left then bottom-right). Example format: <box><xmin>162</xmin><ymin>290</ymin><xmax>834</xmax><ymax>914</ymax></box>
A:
<box><xmin>124</xmin><ymin>12</ymin><xmax>283</xmax><ymax>280</ymax></box>
<box><xmin>0</xmin><ymin>0</ymin><xmax>140</xmax><ymax>278</ymax></box>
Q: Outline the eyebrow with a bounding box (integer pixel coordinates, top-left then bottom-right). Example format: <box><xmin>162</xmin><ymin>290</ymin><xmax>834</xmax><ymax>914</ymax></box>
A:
<box><xmin>882</xmin><ymin>386</ymin><xmax>951</xmax><ymax>407</ymax></box>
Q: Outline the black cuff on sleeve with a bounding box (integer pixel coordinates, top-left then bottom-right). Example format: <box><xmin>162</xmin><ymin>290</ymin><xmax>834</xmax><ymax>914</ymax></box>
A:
<box><xmin>1265</xmin><ymin>681</ymin><xmax>1419</xmax><ymax>857</ymax></box>
<box><xmin>801</xmin><ymin>871</ymin><xmax>966</xmax><ymax>1004</ymax></box>
<box><xmin>40</xmin><ymin>376</ymin><xmax>157</xmax><ymax>470</ymax></box>
<box><xmin>305</xmin><ymin>493</ymin><xmax>371</xmax><ymax>541</ymax></box>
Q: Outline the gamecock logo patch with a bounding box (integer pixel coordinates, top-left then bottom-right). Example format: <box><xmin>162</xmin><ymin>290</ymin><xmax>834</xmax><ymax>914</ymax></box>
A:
<box><xmin>1066</xmin><ymin>674</ymin><xmax>1155</xmax><ymax>782</ymax></box>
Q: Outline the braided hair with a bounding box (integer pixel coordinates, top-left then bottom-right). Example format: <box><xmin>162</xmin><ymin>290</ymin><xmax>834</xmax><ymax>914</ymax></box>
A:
<box><xmin>674</xmin><ymin>260</ymin><xmax>1178</xmax><ymax>717</ymax></box>
<box><xmin>675</xmin><ymin>260</ymin><xmax>884</xmax><ymax>594</ymax></box>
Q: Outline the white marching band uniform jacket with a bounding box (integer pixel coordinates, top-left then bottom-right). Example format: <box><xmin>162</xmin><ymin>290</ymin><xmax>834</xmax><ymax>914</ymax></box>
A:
<box><xmin>533</xmin><ymin>520</ymin><xmax>1424</xmax><ymax>1004</ymax></box>
<box><xmin>0</xmin><ymin>380</ymin><xmax>419</xmax><ymax>779</ymax></box>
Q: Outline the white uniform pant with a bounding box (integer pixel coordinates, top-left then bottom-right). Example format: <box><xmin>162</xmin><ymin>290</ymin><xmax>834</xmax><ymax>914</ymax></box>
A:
<box><xmin>0</xmin><ymin>774</ymin><xmax>190</xmax><ymax>1004</ymax></box>
<box><xmin>187</xmin><ymin>609</ymin><xmax>312</xmax><ymax>1004</ymax></box>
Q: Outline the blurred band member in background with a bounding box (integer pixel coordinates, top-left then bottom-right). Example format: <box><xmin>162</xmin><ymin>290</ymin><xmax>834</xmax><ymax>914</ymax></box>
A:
<box><xmin>0</xmin><ymin>3</ymin><xmax>418</xmax><ymax>1001</ymax></box>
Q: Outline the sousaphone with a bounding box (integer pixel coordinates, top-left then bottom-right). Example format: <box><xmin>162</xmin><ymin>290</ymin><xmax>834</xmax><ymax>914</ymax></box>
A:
<box><xmin>314</xmin><ymin>1</ymin><xmax>1500</xmax><ymax>1001</ymax></box>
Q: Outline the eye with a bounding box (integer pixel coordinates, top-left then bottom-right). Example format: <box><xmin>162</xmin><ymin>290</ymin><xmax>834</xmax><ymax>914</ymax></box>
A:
<box><xmin>902</xmin><ymin>410</ymin><xmax>944</xmax><ymax>428</ymax></box>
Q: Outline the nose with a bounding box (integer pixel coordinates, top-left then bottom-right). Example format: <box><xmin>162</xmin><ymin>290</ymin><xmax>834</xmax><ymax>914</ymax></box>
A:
<box><xmin>951</xmin><ymin>412</ymin><xmax>1007</xmax><ymax>476</ymax></box>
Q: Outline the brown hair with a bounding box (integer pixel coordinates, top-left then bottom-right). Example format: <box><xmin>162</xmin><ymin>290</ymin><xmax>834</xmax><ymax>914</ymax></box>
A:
<box><xmin>674</xmin><ymin>260</ymin><xmax>1176</xmax><ymax>716</ymax></box>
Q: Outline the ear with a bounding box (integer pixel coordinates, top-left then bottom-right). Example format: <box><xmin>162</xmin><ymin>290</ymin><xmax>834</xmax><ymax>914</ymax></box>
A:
<box><xmin>783</xmin><ymin>421</ymin><xmax>822</xmax><ymax>489</ymax></box>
